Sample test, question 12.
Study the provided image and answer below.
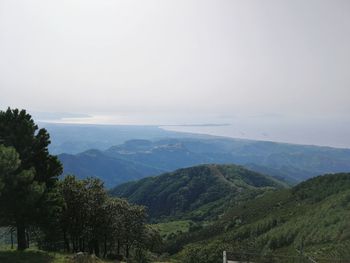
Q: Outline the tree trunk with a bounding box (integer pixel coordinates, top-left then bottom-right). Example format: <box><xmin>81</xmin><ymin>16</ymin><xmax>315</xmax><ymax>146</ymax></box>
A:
<box><xmin>72</xmin><ymin>237</ymin><xmax>77</xmax><ymax>252</ymax></box>
<box><xmin>88</xmin><ymin>240</ymin><xmax>94</xmax><ymax>254</ymax></box>
<box><xmin>79</xmin><ymin>238</ymin><xmax>83</xmax><ymax>252</ymax></box>
<box><xmin>94</xmin><ymin>239</ymin><xmax>100</xmax><ymax>257</ymax></box>
<box><xmin>126</xmin><ymin>244</ymin><xmax>129</xmax><ymax>258</ymax></box>
<box><xmin>10</xmin><ymin>228</ymin><xmax>14</xmax><ymax>249</ymax></box>
<box><xmin>26</xmin><ymin>230</ymin><xmax>30</xmax><ymax>248</ymax></box>
<box><xmin>63</xmin><ymin>230</ymin><xmax>70</xmax><ymax>252</ymax></box>
<box><xmin>16</xmin><ymin>224</ymin><xmax>27</xmax><ymax>250</ymax></box>
<box><xmin>103</xmin><ymin>235</ymin><xmax>107</xmax><ymax>258</ymax></box>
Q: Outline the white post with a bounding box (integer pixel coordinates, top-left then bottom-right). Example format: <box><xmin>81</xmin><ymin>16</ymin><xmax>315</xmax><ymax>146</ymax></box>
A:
<box><xmin>223</xmin><ymin>251</ymin><xmax>227</xmax><ymax>263</ymax></box>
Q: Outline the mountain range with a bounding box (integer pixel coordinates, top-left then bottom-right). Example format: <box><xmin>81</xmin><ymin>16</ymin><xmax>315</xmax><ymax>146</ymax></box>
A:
<box><xmin>59</xmin><ymin>137</ymin><xmax>350</xmax><ymax>187</ymax></box>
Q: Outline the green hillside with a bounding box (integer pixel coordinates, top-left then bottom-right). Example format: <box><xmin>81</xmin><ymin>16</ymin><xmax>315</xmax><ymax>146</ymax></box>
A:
<box><xmin>111</xmin><ymin>164</ymin><xmax>287</xmax><ymax>221</ymax></box>
<box><xmin>169</xmin><ymin>173</ymin><xmax>350</xmax><ymax>262</ymax></box>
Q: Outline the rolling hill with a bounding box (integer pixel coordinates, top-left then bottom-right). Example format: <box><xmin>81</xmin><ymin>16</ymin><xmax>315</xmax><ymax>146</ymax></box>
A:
<box><xmin>110</xmin><ymin>164</ymin><xmax>287</xmax><ymax>221</ymax></box>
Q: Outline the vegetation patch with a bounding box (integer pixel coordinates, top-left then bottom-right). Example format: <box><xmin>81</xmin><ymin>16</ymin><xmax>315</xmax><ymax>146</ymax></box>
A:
<box><xmin>153</xmin><ymin>220</ymin><xmax>192</xmax><ymax>240</ymax></box>
<box><xmin>0</xmin><ymin>249</ymin><xmax>64</xmax><ymax>263</ymax></box>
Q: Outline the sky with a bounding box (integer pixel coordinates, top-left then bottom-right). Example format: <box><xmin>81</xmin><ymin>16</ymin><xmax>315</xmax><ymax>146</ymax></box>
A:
<box><xmin>0</xmin><ymin>0</ymin><xmax>350</xmax><ymax>147</ymax></box>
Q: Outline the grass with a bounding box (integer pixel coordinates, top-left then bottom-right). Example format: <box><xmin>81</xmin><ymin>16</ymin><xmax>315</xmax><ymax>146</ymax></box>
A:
<box><xmin>153</xmin><ymin>220</ymin><xmax>192</xmax><ymax>239</ymax></box>
<box><xmin>0</xmin><ymin>249</ymin><xmax>118</xmax><ymax>263</ymax></box>
<box><xmin>0</xmin><ymin>249</ymin><xmax>68</xmax><ymax>263</ymax></box>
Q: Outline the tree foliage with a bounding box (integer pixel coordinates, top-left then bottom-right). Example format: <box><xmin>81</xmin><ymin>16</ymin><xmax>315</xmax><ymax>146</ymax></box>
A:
<box><xmin>54</xmin><ymin>175</ymin><xmax>159</xmax><ymax>260</ymax></box>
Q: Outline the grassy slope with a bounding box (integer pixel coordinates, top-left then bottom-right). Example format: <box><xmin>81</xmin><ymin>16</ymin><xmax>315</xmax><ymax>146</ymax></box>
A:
<box><xmin>153</xmin><ymin>220</ymin><xmax>192</xmax><ymax>240</ymax></box>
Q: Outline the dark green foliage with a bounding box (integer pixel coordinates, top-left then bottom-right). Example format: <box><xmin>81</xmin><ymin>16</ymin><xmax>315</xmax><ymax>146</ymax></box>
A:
<box><xmin>0</xmin><ymin>108</ymin><xmax>63</xmax><ymax>250</ymax></box>
<box><xmin>111</xmin><ymin>164</ymin><xmax>286</xmax><ymax>221</ymax></box>
<box><xmin>0</xmin><ymin>108</ymin><xmax>62</xmax><ymax>187</ymax></box>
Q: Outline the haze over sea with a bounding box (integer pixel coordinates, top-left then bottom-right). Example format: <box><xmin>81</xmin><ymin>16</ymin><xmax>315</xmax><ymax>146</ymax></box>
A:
<box><xmin>2</xmin><ymin>1</ymin><xmax>350</xmax><ymax>149</ymax></box>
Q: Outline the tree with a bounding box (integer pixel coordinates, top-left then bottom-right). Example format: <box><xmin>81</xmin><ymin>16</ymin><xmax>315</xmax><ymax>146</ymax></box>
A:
<box><xmin>0</xmin><ymin>108</ymin><xmax>62</xmax><ymax>250</ymax></box>
<box><xmin>58</xmin><ymin>175</ymin><xmax>156</xmax><ymax>259</ymax></box>
<box><xmin>84</xmin><ymin>177</ymin><xmax>108</xmax><ymax>257</ymax></box>
<box><xmin>122</xmin><ymin>204</ymin><xmax>147</xmax><ymax>258</ymax></box>
<box><xmin>59</xmin><ymin>175</ymin><xmax>108</xmax><ymax>256</ymax></box>
<box><xmin>59</xmin><ymin>175</ymin><xmax>88</xmax><ymax>252</ymax></box>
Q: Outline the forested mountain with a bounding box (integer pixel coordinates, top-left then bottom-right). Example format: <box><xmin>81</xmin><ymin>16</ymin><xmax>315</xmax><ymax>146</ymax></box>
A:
<box><xmin>111</xmin><ymin>164</ymin><xmax>287</xmax><ymax>221</ymax></box>
<box><xmin>59</xmin><ymin>138</ymin><xmax>350</xmax><ymax>187</ymax></box>
<box><xmin>165</xmin><ymin>173</ymin><xmax>350</xmax><ymax>262</ymax></box>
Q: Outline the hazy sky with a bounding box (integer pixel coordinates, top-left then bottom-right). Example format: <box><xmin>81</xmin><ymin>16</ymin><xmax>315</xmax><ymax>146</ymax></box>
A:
<box><xmin>1</xmin><ymin>0</ymin><xmax>350</xmax><ymax>147</ymax></box>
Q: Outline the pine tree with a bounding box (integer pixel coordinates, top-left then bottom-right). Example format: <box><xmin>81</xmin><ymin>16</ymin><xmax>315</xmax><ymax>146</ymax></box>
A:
<box><xmin>0</xmin><ymin>108</ymin><xmax>62</xmax><ymax>250</ymax></box>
